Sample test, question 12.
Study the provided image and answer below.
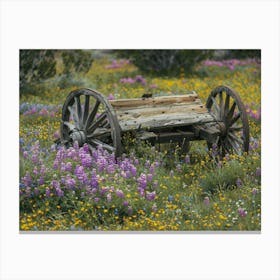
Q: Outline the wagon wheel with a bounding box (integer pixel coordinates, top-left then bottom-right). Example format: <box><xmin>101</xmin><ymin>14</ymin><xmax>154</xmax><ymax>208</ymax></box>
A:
<box><xmin>206</xmin><ymin>85</ymin><xmax>249</xmax><ymax>157</ymax></box>
<box><xmin>60</xmin><ymin>88</ymin><xmax>122</xmax><ymax>157</ymax></box>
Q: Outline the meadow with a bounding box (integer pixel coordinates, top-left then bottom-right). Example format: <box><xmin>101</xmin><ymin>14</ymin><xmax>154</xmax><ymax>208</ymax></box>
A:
<box><xmin>19</xmin><ymin>55</ymin><xmax>261</xmax><ymax>231</ymax></box>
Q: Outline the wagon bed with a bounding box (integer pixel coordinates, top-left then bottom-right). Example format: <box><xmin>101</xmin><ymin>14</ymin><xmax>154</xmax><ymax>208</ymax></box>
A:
<box><xmin>110</xmin><ymin>92</ymin><xmax>214</xmax><ymax>132</ymax></box>
<box><xmin>60</xmin><ymin>86</ymin><xmax>249</xmax><ymax>157</ymax></box>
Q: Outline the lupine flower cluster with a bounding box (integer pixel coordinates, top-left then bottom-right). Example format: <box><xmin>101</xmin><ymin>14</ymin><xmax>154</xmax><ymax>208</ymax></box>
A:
<box><xmin>20</xmin><ymin>103</ymin><xmax>60</xmax><ymax>117</ymax></box>
<box><xmin>119</xmin><ymin>75</ymin><xmax>146</xmax><ymax>85</ymax></box>
<box><xmin>105</xmin><ymin>59</ymin><xmax>130</xmax><ymax>69</ymax></box>
<box><xmin>20</xmin><ymin>141</ymin><xmax>161</xmax><ymax>216</ymax></box>
<box><xmin>245</xmin><ymin>105</ymin><xmax>261</xmax><ymax>121</ymax></box>
<box><xmin>203</xmin><ymin>58</ymin><xmax>260</xmax><ymax>71</ymax></box>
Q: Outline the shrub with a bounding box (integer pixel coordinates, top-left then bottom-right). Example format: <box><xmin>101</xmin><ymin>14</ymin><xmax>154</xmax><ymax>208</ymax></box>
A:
<box><xmin>61</xmin><ymin>50</ymin><xmax>93</xmax><ymax>76</ymax></box>
<box><xmin>114</xmin><ymin>50</ymin><xmax>214</xmax><ymax>76</ymax></box>
<box><xmin>221</xmin><ymin>50</ymin><xmax>261</xmax><ymax>60</ymax></box>
<box><xmin>20</xmin><ymin>50</ymin><xmax>57</xmax><ymax>94</ymax></box>
<box><xmin>20</xmin><ymin>50</ymin><xmax>94</xmax><ymax>94</ymax></box>
<box><xmin>200</xmin><ymin>160</ymin><xmax>245</xmax><ymax>193</ymax></box>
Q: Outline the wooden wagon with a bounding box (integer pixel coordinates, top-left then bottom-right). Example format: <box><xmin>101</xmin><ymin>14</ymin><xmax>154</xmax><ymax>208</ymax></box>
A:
<box><xmin>60</xmin><ymin>85</ymin><xmax>249</xmax><ymax>157</ymax></box>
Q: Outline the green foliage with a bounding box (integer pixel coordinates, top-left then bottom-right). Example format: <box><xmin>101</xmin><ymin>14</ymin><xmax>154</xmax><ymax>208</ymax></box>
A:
<box><xmin>115</xmin><ymin>50</ymin><xmax>214</xmax><ymax>76</ymax></box>
<box><xmin>20</xmin><ymin>50</ymin><xmax>56</xmax><ymax>94</ymax></box>
<box><xmin>20</xmin><ymin>50</ymin><xmax>94</xmax><ymax>95</ymax></box>
<box><xmin>224</xmin><ymin>50</ymin><xmax>261</xmax><ymax>60</ymax></box>
<box><xmin>200</xmin><ymin>160</ymin><xmax>245</xmax><ymax>193</ymax></box>
<box><xmin>61</xmin><ymin>50</ymin><xmax>93</xmax><ymax>75</ymax></box>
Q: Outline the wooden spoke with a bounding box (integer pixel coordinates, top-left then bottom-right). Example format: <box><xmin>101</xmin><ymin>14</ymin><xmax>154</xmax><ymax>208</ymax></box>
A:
<box><xmin>68</xmin><ymin>106</ymin><xmax>80</xmax><ymax>128</ymax></box>
<box><xmin>228</xmin><ymin>132</ymin><xmax>243</xmax><ymax>145</ymax></box>
<box><xmin>211</xmin><ymin>96</ymin><xmax>221</xmax><ymax>119</ymax></box>
<box><xmin>226</xmin><ymin>101</ymin><xmax>236</xmax><ymax>124</ymax></box>
<box><xmin>74</xmin><ymin>96</ymin><xmax>82</xmax><ymax>120</ymax></box>
<box><xmin>219</xmin><ymin>92</ymin><xmax>224</xmax><ymax>120</ymax></box>
<box><xmin>224</xmin><ymin>94</ymin><xmax>230</xmax><ymax>117</ymax></box>
<box><xmin>87</xmin><ymin>128</ymin><xmax>111</xmax><ymax>138</ymax></box>
<box><xmin>90</xmin><ymin>139</ymin><xmax>115</xmax><ymax>152</ymax></box>
<box><xmin>85</xmin><ymin>100</ymin><xmax>100</xmax><ymax>130</ymax></box>
<box><xmin>83</xmin><ymin>95</ymin><xmax>90</xmax><ymax>125</ymax></box>
<box><xmin>229</xmin><ymin>125</ymin><xmax>243</xmax><ymax>132</ymax></box>
<box><xmin>63</xmin><ymin>121</ymin><xmax>76</xmax><ymax>131</ymax></box>
<box><xmin>87</xmin><ymin>111</ymin><xmax>107</xmax><ymax>133</ymax></box>
<box><xmin>227</xmin><ymin>136</ymin><xmax>240</xmax><ymax>154</ymax></box>
<box><xmin>229</xmin><ymin>112</ymin><xmax>241</xmax><ymax>127</ymax></box>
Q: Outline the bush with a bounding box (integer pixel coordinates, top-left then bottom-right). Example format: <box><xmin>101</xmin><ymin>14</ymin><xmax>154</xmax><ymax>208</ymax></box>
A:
<box><xmin>221</xmin><ymin>50</ymin><xmax>261</xmax><ymax>60</ymax></box>
<box><xmin>114</xmin><ymin>50</ymin><xmax>214</xmax><ymax>76</ymax></box>
<box><xmin>61</xmin><ymin>50</ymin><xmax>93</xmax><ymax>76</ymax></box>
<box><xmin>20</xmin><ymin>50</ymin><xmax>94</xmax><ymax>95</ymax></box>
<box><xmin>20</xmin><ymin>50</ymin><xmax>57</xmax><ymax>94</ymax></box>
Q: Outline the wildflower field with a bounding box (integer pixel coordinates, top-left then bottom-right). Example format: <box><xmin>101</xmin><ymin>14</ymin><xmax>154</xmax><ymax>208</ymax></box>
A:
<box><xmin>19</xmin><ymin>54</ymin><xmax>261</xmax><ymax>231</ymax></box>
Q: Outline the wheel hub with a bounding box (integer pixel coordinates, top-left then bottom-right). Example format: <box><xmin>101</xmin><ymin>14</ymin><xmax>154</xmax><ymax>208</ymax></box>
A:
<box><xmin>218</xmin><ymin>122</ymin><xmax>227</xmax><ymax>137</ymax></box>
<box><xmin>70</xmin><ymin>129</ymin><xmax>87</xmax><ymax>146</ymax></box>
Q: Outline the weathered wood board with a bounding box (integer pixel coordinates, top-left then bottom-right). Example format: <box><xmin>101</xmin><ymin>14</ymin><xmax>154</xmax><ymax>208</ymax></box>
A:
<box><xmin>109</xmin><ymin>94</ymin><xmax>215</xmax><ymax>132</ymax></box>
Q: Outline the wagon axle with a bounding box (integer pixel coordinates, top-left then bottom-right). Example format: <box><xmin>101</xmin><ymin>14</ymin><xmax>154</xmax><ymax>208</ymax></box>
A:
<box><xmin>60</xmin><ymin>86</ymin><xmax>249</xmax><ymax>158</ymax></box>
<box><xmin>69</xmin><ymin>129</ymin><xmax>87</xmax><ymax>146</ymax></box>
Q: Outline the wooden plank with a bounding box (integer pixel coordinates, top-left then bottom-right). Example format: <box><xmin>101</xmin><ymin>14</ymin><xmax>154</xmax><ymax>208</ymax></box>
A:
<box><xmin>119</xmin><ymin>112</ymin><xmax>215</xmax><ymax>132</ymax></box>
<box><xmin>109</xmin><ymin>93</ymin><xmax>199</xmax><ymax>109</ymax></box>
<box><xmin>114</xmin><ymin>98</ymin><xmax>203</xmax><ymax>112</ymax></box>
<box><xmin>116</xmin><ymin>103</ymin><xmax>208</xmax><ymax>121</ymax></box>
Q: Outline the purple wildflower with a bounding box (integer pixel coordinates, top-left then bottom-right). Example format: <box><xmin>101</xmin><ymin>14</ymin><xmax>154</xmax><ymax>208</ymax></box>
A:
<box><xmin>146</xmin><ymin>191</ymin><xmax>156</xmax><ymax>201</ymax></box>
<box><xmin>138</xmin><ymin>188</ymin><xmax>145</xmax><ymax>198</ymax></box>
<box><xmin>108</xmin><ymin>93</ymin><xmax>115</xmax><ymax>100</ymax></box>
<box><xmin>33</xmin><ymin>167</ymin><xmax>38</xmax><ymax>175</ymax></box>
<box><xmin>131</xmin><ymin>165</ymin><xmax>137</xmax><ymax>177</ymax></box>
<box><xmin>149</xmin><ymin>84</ymin><xmax>157</xmax><ymax>89</ymax></box>
<box><xmin>83</xmin><ymin>143</ymin><xmax>89</xmax><ymax>153</ymax></box>
<box><xmin>238</xmin><ymin>208</ymin><xmax>247</xmax><ymax>217</ymax></box>
<box><xmin>185</xmin><ymin>154</ymin><xmax>190</xmax><ymax>164</ymax></box>
<box><xmin>65</xmin><ymin>175</ymin><xmax>76</xmax><ymax>190</ymax></box>
<box><xmin>61</xmin><ymin>162</ymin><xmax>66</xmax><ymax>172</ymax></box>
<box><xmin>107</xmin><ymin>164</ymin><xmax>115</xmax><ymax>174</ymax></box>
<box><xmin>252</xmin><ymin>188</ymin><xmax>258</xmax><ymax>195</ymax></box>
<box><xmin>81</xmin><ymin>154</ymin><xmax>93</xmax><ymax>168</ymax></box>
<box><xmin>53</xmin><ymin>159</ymin><xmax>59</xmax><ymax>170</ymax></box>
<box><xmin>149</xmin><ymin>164</ymin><xmax>155</xmax><ymax>174</ymax></box>
<box><xmin>45</xmin><ymin>187</ymin><xmax>51</xmax><ymax>198</ymax></box>
<box><xmin>74</xmin><ymin>165</ymin><xmax>84</xmax><ymax>180</ymax></box>
<box><xmin>107</xmin><ymin>193</ymin><xmax>112</xmax><ymax>203</ymax></box>
<box><xmin>38</xmin><ymin>176</ymin><xmax>44</xmax><ymax>185</ymax></box>
<box><xmin>137</xmin><ymin>173</ymin><xmax>147</xmax><ymax>189</ymax></box>
<box><xmin>56</xmin><ymin>188</ymin><xmax>64</xmax><ymax>197</ymax></box>
<box><xmin>22</xmin><ymin>173</ymin><xmax>32</xmax><ymax>187</ymax></box>
<box><xmin>31</xmin><ymin>154</ymin><xmax>39</xmax><ymax>164</ymax></box>
<box><xmin>147</xmin><ymin>173</ymin><xmax>153</xmax><ymax>182</ymax></box>
<box><xmin>115</xmin><ymin>189</ymin><xmax>124</xmax><ymax>198</ymax></box>
<box><xmin>65</xmin><ymin>162</ymin><xmax>72</xmax><ymax>172</ymax></box>
<box><xmin>236</xmin><ymin>178</ymin><xmax>242</xmax><ymax>188</ymax></box>
<box><xmin>91</xmin><ymin>170</ymin><xmax>99</xmax><ymax>188</ymax></box>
